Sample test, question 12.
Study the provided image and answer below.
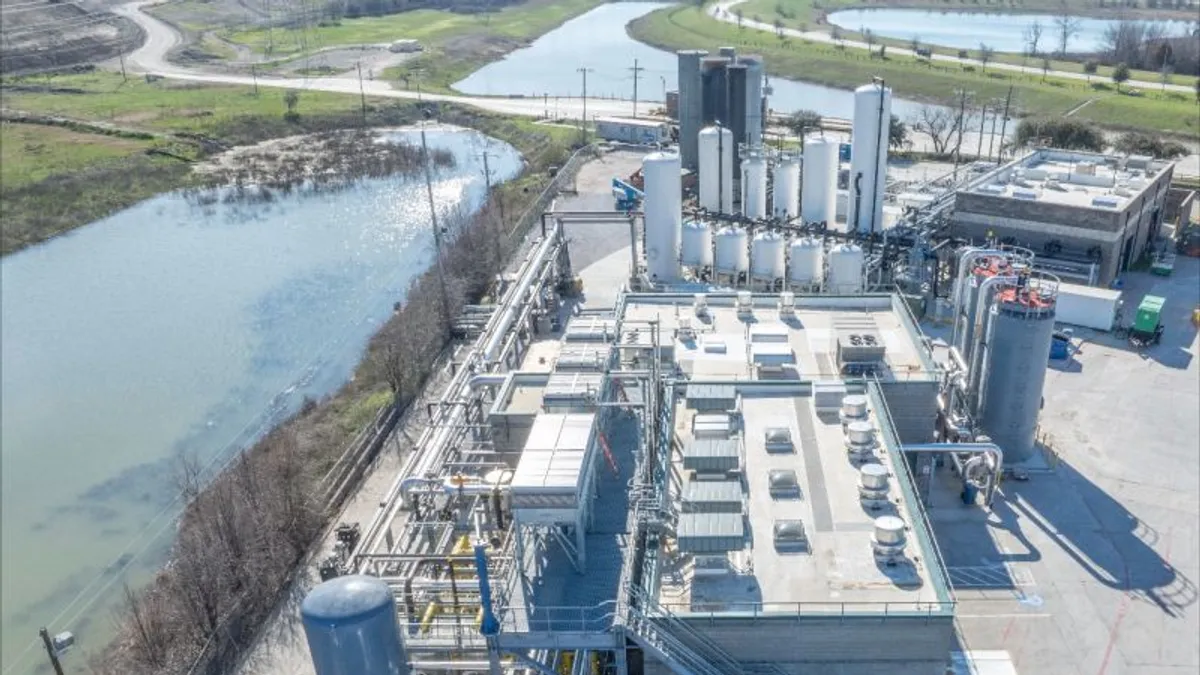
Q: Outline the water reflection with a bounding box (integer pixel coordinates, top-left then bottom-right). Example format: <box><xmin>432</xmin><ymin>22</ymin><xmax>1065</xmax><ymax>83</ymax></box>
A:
<box><xmin>0</xmin><ymin>127</ymin><xmax>521</xmax><ymax>673</ymax></box>
<box><xmin>453</xmin><ymin>2</ymin><xmax>935</xmax><ymax>119</ymax></box>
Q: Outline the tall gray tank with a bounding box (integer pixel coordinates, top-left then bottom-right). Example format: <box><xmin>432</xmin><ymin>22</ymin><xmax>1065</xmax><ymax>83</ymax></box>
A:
<box><xmin>740</xmin><ymin>55</ymin><xmax>765</xmax><ymax>149</ymax></box>
<box><xmin>302</xmin><ymin>575</ymin><xmax>409</xmax><ymax>675</ymax></box>
<box><xmin>980</xmin><ymin>282</ymin><xmax>1057</xmax><ymax>464</ymax></box>
<box><xmin>677</xmin><ymin>50</ymin><xmax>707</xmax><ymax>170</ymax></box>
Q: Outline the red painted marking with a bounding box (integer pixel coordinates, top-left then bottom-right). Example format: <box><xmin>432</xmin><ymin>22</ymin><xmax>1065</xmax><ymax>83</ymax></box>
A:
<box><xmin>1096</xmin><ymin>594</ymin><xmax>1131</xmax><ymax>675</ymax></box>
<box><xmin>1001</xmin><ymin>615</ymin><xmax>1017</xmax><ymax>644</ymax></box>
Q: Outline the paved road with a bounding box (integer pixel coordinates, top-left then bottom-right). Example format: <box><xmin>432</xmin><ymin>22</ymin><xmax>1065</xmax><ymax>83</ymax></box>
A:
<box><xmin>113</xmin><ymin>1</ymin><xmax>640</xmax><ymax>120</ymax></box>
<box><xmin>710</xmin><ymin>0</ymin><xmax>1192</xmax><ymax>94</ymax></box>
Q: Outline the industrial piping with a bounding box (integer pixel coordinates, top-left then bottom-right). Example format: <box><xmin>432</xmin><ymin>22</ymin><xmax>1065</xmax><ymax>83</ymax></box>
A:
<box><xmin>483</xmin><ymin>222</ymin><xmax>563</xmax><ymax>364</ymax></box>
<box><xmin>902</xmin><ymin>442</ymin><xmax>1003</xmax><ymax>506</ymax></box>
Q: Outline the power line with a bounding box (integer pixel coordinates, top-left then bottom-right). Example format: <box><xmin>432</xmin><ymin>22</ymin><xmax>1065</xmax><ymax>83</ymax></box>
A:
<box><xmin>628</xmin><ymin>58</ymin><xmax>644</xmax><ymax>118</ymax></box>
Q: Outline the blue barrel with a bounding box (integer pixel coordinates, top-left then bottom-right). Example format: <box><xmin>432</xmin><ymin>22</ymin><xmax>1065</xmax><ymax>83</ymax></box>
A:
<box><xmin>961</xmin><ymin>483</ymin><xmax>978</xmax><ymax>505</ymax></box>
<box><xmin>301</xmin><ymin>575</ymin><xmax>409</xmax><ymax>675</ymax></box>
<box><xmin>839</xmin><ymin>143</ymin><xmax>852</xmax><ymax>162</ymax></box>
<box><xmin>1049</xmin><ymin>336</ymin><xmax>1070</xmax><ymax>360</ymax></box>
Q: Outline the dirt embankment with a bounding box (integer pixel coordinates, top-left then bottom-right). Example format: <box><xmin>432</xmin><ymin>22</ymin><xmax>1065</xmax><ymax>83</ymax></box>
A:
<box><xmin>0</xmin><ymin>0</ymin><xmax>145</xmax><ymax>74</ymax></box>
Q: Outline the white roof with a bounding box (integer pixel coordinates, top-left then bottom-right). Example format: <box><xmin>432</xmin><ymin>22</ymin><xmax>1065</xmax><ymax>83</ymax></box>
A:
<box><xmin>1057</xmin><ymin>281</ymin><xmax>1122</xmax><ymax>301</ymax></box>
<box><xmin>595</xmin><ymin>116</ymin><xmax>669</xmax><ymax>129</ymax></box>
<box><xmin>510</xmin><ymin>413</ymin><xmax>595</xmax><ymax>494</ymax></box>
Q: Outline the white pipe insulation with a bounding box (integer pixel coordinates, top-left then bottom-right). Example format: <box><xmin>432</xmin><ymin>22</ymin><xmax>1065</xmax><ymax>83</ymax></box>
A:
<box><xmin>483</xmin><ymin>223</ymin><xmax>562</xmax><ymax>363</ymax></box>
<box><xmin>902</xmin><ymin>442</ymin><xmax>1004</xmax><ymax>506</ymax></box>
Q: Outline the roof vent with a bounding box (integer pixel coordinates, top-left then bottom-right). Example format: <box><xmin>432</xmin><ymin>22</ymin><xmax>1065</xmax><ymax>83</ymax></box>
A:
<box><xmin>768</xmin><ymin>469</ymin><xmax>800</xmax><ymax>498</ymax></box>
<box><xmin>871</xmin><ymin>515</ymin><xmax>908</xmax><ymax>565</ymax></box>
<box><xmin>764</xmin><ymin>427</ymin><xmax>793</xmax><ymax>453</ymax></box>
<box><xmin>858</xmin><ymin>463</ymin><xmax>890</xmax><ymax>509</ymax></box>
<box><xmin>694</xmin><ymin>293</ymin><xmax>709</xmax><ymax>317</ymax></box>
<box><xmin>778</xmin><ymin>291</ymin><xmax>795</xmax><ymax>317</ymax></box>
<box><xmin>844</xmin><ymin>420</ymin><xmax>877</xmax><ymax>461</ymax></box>
<box><xmin>839</xmin><ymin>394</ymin><xmax>869</xmax><ymax>424</ymax></box>
<box><xmin>736</xmin><ymin>291</ymin><xmax>753</xmax><ymax>317</ymax></box>
<box><xmin>773</xmin><ymin>519</ymin><xmax>808</xmax><ymax>551</ymax></box>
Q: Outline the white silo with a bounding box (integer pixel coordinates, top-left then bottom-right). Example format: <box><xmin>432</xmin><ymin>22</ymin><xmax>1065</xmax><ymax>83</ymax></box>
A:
<box><xmin>848</xmin><ymin>82</ymin><xmax>892</xmax><ymax>235</ymax></box>
<box><xmin>788</xmin><ymin>237</ymin><xmax>824</xmax><ymax>287</ymax></box>
<box><xmin>714</xmin><ymin>226</ymin><xmax>749</xmax><ymax>278</ymax></box>
<box><xmin>801</xmin><ymin>135</ymin><xmax>838</xmax><ymax>226</ymax></box>
<box><xmin>751</xmin><ymin>231</ymin><xmax>785</xmax><ymax>283</ymax></box>
<box><xmin>772</xmin><ymin>154</ymin><xmax>800</xmax><ymax>220</ymax></box>
<box><xmin>642</xmin><ymin>152</ymin><xmax>682</xmax><ymax>283</ymax></box>
<box><xmin>698</xmin><ymin>126</ymin><xmax>734</xmax><ymax>213</ymax></box>
<box><xmin>741</xmin><ymin>154</ymin><xmax>768</xmax><ymax>220</ymax></box>
<box><xmin>681</xmin><ymin>221</ymin><xmax>713</xmax><ymax>269</ymax></box>
<box><xmin>827</xmin><ymin>243</ymin><xmax>864</xmax><ymax>294</ymax></box>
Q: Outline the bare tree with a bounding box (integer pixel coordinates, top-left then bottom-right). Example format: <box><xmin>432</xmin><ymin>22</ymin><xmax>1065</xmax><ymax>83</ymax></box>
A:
<box><xmin>978</xmin><ymin>43</ymin><xmax>995</xmax><ymax>72</ymax></box>
<box><xmin>1023</xmin><ymin>20</ymin><xmax>1043</xmax><ymax>59</ymax></box>
<box><xmin>910</xmin><ymin>106</ymin><xmax>960</xmax><ymax>154</ymax></box>
<box><xmin>831</xmin><ymin>25</ymin><xmax>843</xmax><ymax>44</ymax></box>
<box><xmin>863</xmin><ymin>28</ymin><xmax>877</xmax><ymax>54</ymax></box>
<box><xmin>1160</xmin><ymin>62</ymin><xmax>1173</xmax><ymax>91</ymax></box>
<box><xmin>735</xmin><ymin>7</ymin><xmax>744</xmax><ymax>28</ymax></box>
<box><xmin>121</xmin><ymin>584</ymin><xmax>168</xmax><ymax>668</ymax></box>
<box><xmin>1052</xmin><ymin>8</ymin><xmax>1082</xmax><ymax>56</ymax></box>
<box><xmin>1041</xmin><ymin>56</ymin><xmax>1052</xmax><ymax>82</ymax></box>
<box><xmin>910</xmin><ymin>34</ymin><xmax>922</xmax><ymax>54</ymax></box>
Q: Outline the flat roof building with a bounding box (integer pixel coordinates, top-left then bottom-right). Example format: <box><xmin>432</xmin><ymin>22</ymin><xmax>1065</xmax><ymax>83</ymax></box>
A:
<box><xmin>952</xmin><ymin>149</ymin><xmax>1174</xmax><ymax>285</ymax></box>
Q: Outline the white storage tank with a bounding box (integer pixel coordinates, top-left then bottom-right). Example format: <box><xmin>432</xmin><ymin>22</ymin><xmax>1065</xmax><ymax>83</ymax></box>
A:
<box><xmin>714</xmin><ymin>226</ymin><xmax>749</xmax><ymax>275</ymax></box>
<box><xmin>801</xmin><ymin>135</ymin><xmax>838</xmax><ymax>226</ymax></box>
<box><xmin>698</xmin><ymin>125</ymin><xmax>734</xmax><ymax>213</ymax></box>
<box><xmin>642</xmin><ymin>152</ymin><xmax>682</xmax><ymax>283</ymax></box>
<box><xmin>680</xmin><ymin>221</ymin><xmax>713</xmax><ymax>269</ymax></box>
<box><xmin>772</xmin><ymin>154</ymin><xmax>800</xmax><ymax>220</ymax></box>
<box><xmin>788</xmin><ymin>237</ymin><xmax>824</xmax><ymax>286</ymax></box>
<box><xmin>848</xmin><ymin>82</ymin><xmax>892</xmax><ymax>235</ymax></box>
<box><xmin>827</xmin><ymin>243</ymin><xmax>864</xmax><ymax>294</ymax></box>
<box><xmin>751</xmin><ymin>231</ymin><xmax>785</xmax><ymax>281</ymax></box>
<box><xmin>741</xmin><ymin>154</ymin><xmax>768</xmax><ymax>220</ymax></box>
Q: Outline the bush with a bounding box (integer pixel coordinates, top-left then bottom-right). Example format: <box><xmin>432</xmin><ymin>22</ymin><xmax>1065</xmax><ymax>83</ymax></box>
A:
<box><xmin>1112</xmin><ymin>132</ymin><xmax>1188</xmax><ymax>159</ymax></box>
<box><xmin>1014</xmin><ymin>117</ymin><xmax>1105</xmax><ymax>151</ymax></box>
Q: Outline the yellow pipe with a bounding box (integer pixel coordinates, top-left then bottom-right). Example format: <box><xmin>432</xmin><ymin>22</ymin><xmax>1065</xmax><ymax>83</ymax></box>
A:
<box><xmin>558</xmin><ymin>652</ymin><xmax>574</xmax><ymax>675</ymax></box>
<box><xmin>452</xmin><ymin>535</ymin><xmax>471</xmax><ymax>556</ymax></box>
<box><xmin>419</xmin><ymin>601</ymin><xmax>441</xmax><ymax>635</ymax></box>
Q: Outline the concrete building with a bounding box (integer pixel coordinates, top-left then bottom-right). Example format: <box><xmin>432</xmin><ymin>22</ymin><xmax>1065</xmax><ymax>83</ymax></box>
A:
<box><xmin>951</xmin><ymin>149</ymin><xmax>1174</xmax><ymax>285</ymax></box>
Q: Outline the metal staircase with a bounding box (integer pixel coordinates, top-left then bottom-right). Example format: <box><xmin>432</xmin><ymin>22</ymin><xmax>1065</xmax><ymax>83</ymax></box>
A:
<box><xmin>623</xmin><ymin>588</ymin><xmax>751</xmax><ymax>675</ymax></box>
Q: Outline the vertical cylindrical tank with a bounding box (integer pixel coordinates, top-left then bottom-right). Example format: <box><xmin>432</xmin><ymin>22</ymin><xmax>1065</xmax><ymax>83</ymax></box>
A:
<box><xmin>848</xmin><ymin>82</ymin><xmax>892</xmax><ymax>235</ymax></box>
<box><xmin>741</xmin><ymin>153</ymin><xmax>768</xmax><ymax>219</ymax></box>
<box><xmin>677</xmin><ymin>50</ymin><xmax>707</xmax><ymax>170</ymax></box>
<box><xmin>788</xmin><ymin>237</ymin><xmax>824</xmax><ymax>286</ymax></box>
<box><xmin>801</xmin><ymin>135</ymin><xmax>838</xmax><ymax>226</ymax></box>
<box><xmin>741</xmin><ymin>55</ymin><xmax>765</xmax><ymax>149</ymax></box>
<box><xmin>827</xmin><ymin>243</ymin><xmax>864</xmax><ymax>294</ymax></box>
<box><xmin>751</xmin><ymin>231</ymin><xmax>785</xmax><ymax>281</ymax></box>
<box><xmin>698</xmin><ymin>126</ymin><xmax>734</xmax><ymax>213</ymax></box>
<box><xmin>681</xmin><ymin>221</ymin><xmax>713</xmax><ymax>268</ymax></box>
<box><xmin>714</xmin><ymin>226</ymin><xmax>749</xmax><ymax>275</ymax></box>
<box><xmin>643</xmin><ymin>152</ymin><xmax>682</xmax><ymax>283</ymax></box>
<box><xmin>980</xmin><ymin>280</ymin><xmax>1058</xmax><ymax>464</ymax></box>
<box><xmin>773</xmin><ymin>154</ymin><xmax>801</xmax><ymax>220</ymax></box>
<box><xmin>302</xmin><ymin>575</ymin><xmax>409</xmax><ymax>675</ymax></box>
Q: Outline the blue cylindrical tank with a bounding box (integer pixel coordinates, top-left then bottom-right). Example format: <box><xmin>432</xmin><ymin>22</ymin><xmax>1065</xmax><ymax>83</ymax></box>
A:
<box><xmin>301</xmin><ymin>575</ymin><xmax>409</xmax><ymax>675</ymax></box>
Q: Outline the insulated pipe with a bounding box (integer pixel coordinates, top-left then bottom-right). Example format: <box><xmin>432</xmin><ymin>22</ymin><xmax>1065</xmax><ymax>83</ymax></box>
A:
<box><xmin>483</xmin><ymin>222</ymin><xmax>561</xmax><ymax>363</ymax></box>
<box><xmin>902</xmin><ymin>442</ymin><xmax>1004</xmax><ymax>506</ymax></box>
<box><xmin>469</xmin><ymin>373</ymin><xmax>508</xmax><ymax>389</ymax></box>
<box><xmin>966</xmin><ymin>275</ymin><xmax>1016</xmax><ymax>415</ymax></box>
<box><xmin>950</xmin><ymin>247</ymin><xmax>1005</xmax><ymax>352</ymax></box>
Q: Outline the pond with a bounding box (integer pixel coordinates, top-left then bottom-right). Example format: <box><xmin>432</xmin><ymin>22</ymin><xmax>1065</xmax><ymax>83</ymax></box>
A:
<box><xmin>453</xmin><ymin>2</ymin><xmax>935</xmax><ymax>120</ymax></box>
<box><xmin>827</xmin><ymin>8</ymin><xmax>1192</xmax><ymax>53</ymax></box>
<box><xmin>0</xmin><ymin>127</ymin><xmax>521</xmax><ymax>674</ymax></box>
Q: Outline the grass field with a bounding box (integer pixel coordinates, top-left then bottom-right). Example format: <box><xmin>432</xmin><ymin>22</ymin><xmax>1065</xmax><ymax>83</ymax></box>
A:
<box><xmin>210</xmin><ymin>0</ymin><xmax>605</xmax><ymax>91</ymax></box>
<box><xmin>630</xmin><ymin>5</ymin><xmax>1199</xmax><ymax>136</ymax></box>
<box><xmin>735</xmin><ymin>0</ymin><xmax>1196</xmax><ymax>85</ymax></box>
<box><xmin>0</xmin><ymin>71</ymin><xmax>576</xmax><ymax>255</ymax></box>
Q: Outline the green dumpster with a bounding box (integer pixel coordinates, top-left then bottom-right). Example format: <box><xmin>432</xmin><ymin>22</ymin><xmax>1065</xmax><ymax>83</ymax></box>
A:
<box><xmin>1134</xmin><ymin>295</ymin><xmax>1165</xmax><ymax>334</ymax></box>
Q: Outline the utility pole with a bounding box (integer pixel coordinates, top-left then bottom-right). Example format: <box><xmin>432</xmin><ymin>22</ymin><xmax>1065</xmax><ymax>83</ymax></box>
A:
<box><xmin>952</xmin><ymin>89</ymin><xmax>970</xmax><ymax>181</ymax></box>
<box><xmin>119</xmin><ymin>53</ymin><xmax>127</xmax><ymax>81</ymax></box>
<box><xmin>356</xmin><ymin>61</ymin><xmax>367</xmax><ymax>124</ymax></box>
<box><xmin>987</xmin><ymin>99</ymin><xmax>1001</xmax><ymax>163</ymax></box>
<box><xmin>996</xmin><ymin>85</ymin><xmax>1014</xmax><ymax>163</ymax></box>
<box><xmin>629</xmin><ymin>58</ymin><xmax>645</xmax><ymax>118</ymax></box>
<box><xmin>419</xmin><ymin>113</ymin><xmax>452</xmax><ymax>334</ymax></box>
<box><xmin>976</xmin><ymin>102</ymin><xmax>988</xmax><ymax>160</ymax></box>
<box><xmin>39</xmin><ymin>628</ymin><xmax>64</xmax><ymax>675</ymax></box>
<box><xmin>577</xmin><ymin>67</ymin><xmax>593</xmax><ymax>143</ymax></box>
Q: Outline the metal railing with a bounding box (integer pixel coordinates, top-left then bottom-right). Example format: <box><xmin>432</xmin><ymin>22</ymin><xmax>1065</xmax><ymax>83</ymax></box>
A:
<box><xmin>496</xmin><ymin>601</ymin><xmax>620</xmax><ymax>634</ymax></box>
<box><xmin>650</xmin><ymin>599</ymin><xmax>955</xmax><ymax>619</ymax></box>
